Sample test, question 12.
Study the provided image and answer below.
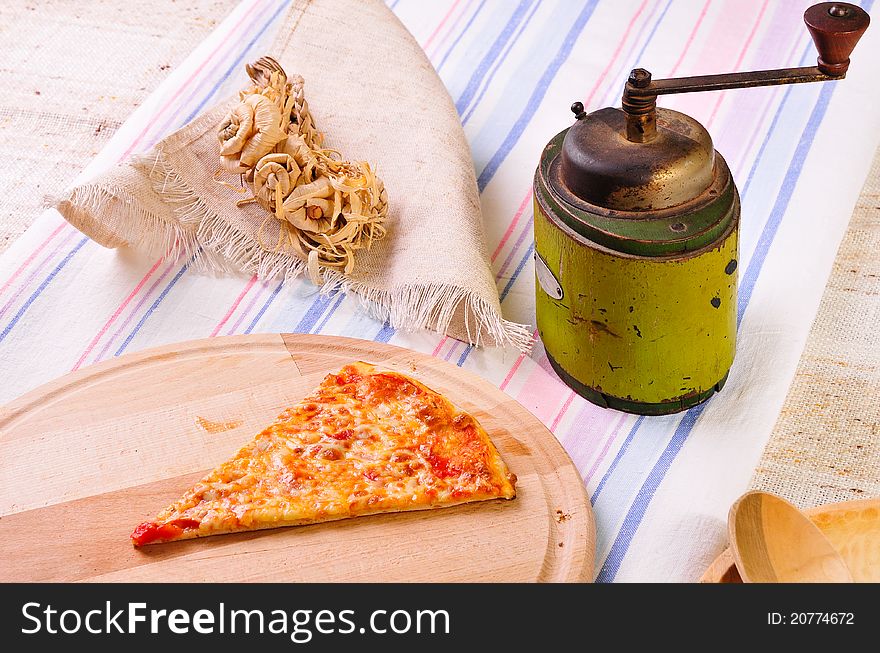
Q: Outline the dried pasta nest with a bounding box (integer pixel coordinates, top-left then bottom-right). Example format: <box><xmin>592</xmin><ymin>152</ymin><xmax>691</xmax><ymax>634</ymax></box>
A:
<box><xmin>217</xmin><ymin>56</ymin><xmax>387</xmax><ymax>284</ymax></box>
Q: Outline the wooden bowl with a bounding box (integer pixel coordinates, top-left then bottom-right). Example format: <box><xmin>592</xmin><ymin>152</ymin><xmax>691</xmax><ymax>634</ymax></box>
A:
<box><xmin>701</xmin><ymin>497</ymin><xmax>880</xmax><ymax>582</ymax></box>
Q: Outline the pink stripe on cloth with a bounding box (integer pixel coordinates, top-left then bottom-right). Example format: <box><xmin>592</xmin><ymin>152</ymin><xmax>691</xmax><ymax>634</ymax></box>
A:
<box><xmin>118</xmin><ymin>0</ymin><xmax>263</xmax><ymax>161</ymax></box>
<box><xmin>491</xmin><ymin>0</ymin><xmax>661</xmax><ymax>286</ymax></box>
<box><xmin>490</xmin><ymin>189</ymin><xmax>532</xmax><ymax>262</ymax></box>
<box><xmin>510</xmin><ymin>362</ymin><xmax>572</xmax><ymax>427</ymax></box>
<box><xmin>495</xmin><ymin>213</ymin><xmax>534</xmax><ymax>279</ymax></box>
<box><xmin>0</xmin><ymin>222</ymin><xmax>67</xmax><ymax>300</ymax></box>
<box><xmin>210</xmin><ymin>275</ymin><xmax>258</xmax><ymax>337</ymax></box>
<box><xmin>668</xmin><ymin>0</ymin><xmax>760</xmax><ymax>121</ymax></box>
<box><xmin>667</xmin><ymin>0</ymin><xmax>711</xmax><ymax>77</ymax></box>
<box><xmin>144</xmin><ymin>0</ymin><xmax>278</xmax><ymax>152</ymax></box>
<box><xmin>0</xmin><ymin>229</ymin><xmax>80</xmax><ymax>322</ymax></box>
<box><xmin>423</xmin><ymin>0</ymin><xmax>464</xmax><ymax>52</ymax></box>
<box><xmin>581</xmin><ymin>0</ymin><xmax>649</xmax><ymax>110</ymax></box>
<box><xmin>426</xmin><ymin>0</ymin><xmax>475</xmax><ymax>59</ymax></box>
<box><xmin>430</xmin><ymin>337</ymin><xmax>448</xmax><ymax>357</ymax></box>
<box><xmin>225</xmin><ymin>278</ymin><xmax>270</xmax><ymax>335</ymax></box>
<box><xmin>558</xmin><ymin>403</ymin><xmax>625</xmax><ymax>477</ymax></box>
<box><xmin>720</xmin><ymin>4</ymin><xmax>804</xmax><ymax>174</ymax></box>
<box><xmin>550</xmin><ymin>390</ymin><xmax>576</xmax><ymax>431</ymax></box>
<box><xmin>582</xmin><ymin>411</ymin><xmax>628</xmax><ymax>483</ymax></box>
<box><xmin>90</xmin><ymin>260</ymin><xmax>180</xmax><ymax>364</ymax></box>
<box><xmin>705</xmin><ymin>0</ymin><xmax>770</xmax><ymax>128</ymax></box>
<box><xmin>559</xmin><ymin>401</ymin><xmax>627</xmax><ymax>479</ymax></box>
<box><xmin>594</xmin><ymin>0</ymin><xmax>665</xmax><ymax>110</ymax></box>
<box><xmin>499</xmin><ymin>328</ymin><xmax>537</xmax><ymax>390</ymax></box>
<box><xmin>497</xmin><ymin>1</ymin><xmax>656</xmax><ymax>394</ymax></box>
<box><xmin>71</xmin><ymin>256</ymin><xmax>166</xmax><ymax>371</ymax></box>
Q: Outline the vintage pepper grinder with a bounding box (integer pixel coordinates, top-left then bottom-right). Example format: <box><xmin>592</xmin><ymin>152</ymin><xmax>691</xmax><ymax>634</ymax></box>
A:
<box><xmin>534</xmin><ymin>3</ymin><xmax>869</xmax><ymax>415</ymax></box>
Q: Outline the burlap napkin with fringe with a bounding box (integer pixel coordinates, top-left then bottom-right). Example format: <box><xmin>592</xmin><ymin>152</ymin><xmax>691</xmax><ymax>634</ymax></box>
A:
<box><xmin>57</xmin><ymin>0</ymin><xmax>531</xmax><ymax>351</ymax></box>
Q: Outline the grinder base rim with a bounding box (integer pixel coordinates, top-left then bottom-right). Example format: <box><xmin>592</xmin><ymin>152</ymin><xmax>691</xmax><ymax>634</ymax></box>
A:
<box><xmin>545</xmin><ymin>351</ymin><xmax>729</xmax><ymax>416</ymax></box>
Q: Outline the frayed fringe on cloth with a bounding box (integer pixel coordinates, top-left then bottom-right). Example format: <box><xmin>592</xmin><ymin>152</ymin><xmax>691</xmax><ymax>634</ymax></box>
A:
<box><xmin>57</xmin><ymin>151</ymin><xmax>533</xmax><ymax>353</ymax></box>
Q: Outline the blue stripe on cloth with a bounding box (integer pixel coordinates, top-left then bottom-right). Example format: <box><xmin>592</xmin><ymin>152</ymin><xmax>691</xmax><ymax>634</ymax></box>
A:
<box><xmin>595</xmin><ymin>402</ymin><xmax>707</xmax><ymax>582</ymax></box>
<box><xmin>591</xmin><ymin>415</ymin><xmax>645</xmax><ymax>502</ymax></box>
<box><xmin>737</xmin><ymin>89</ymin><xmax>792</xmax><ymax>203</ymax></box>
<box><xmin>114</xmin><ymin>257</ymin><xmax>195</xmax><ymax>356</ymax></box>
<box><xmin>460</xmin><ymin>0</ymin><xmax>542</xmax><ymax>125</ymax></box>
<box><xmin>375</xmin><ymin>320</ymin><xmax>396</xmax><ymax>343</ymax></box>
<box><xmin>594</xmin><ymin>44</ymin><xmax>846</xmax><ymax>582</ymax></box>
<box><xmin>591</xmin><ymin>0</ymin><xmax>669</xmax><ymax>111</ymax></box>
<box><xmin>244</xmin><ymin>282</ymin><xmax>284</xmax><ymax>334</ymax></box>
<box><xmin>737</xmin><ymin>81</ymin><xmax>836</xmax><ymax>325</ymax></box>
<box><xmin>499</xmin><ymin>242</ymin><xmax>534</xmax><ymax>302</ymax></box>
<box><xmin>611</xmin><ymin>0</ymin><xmax>671</xmax><ymax>104</ymax></box>
<box><xmin>293</xmin><ymin>293</ymin><xmax>336</xmax><ymax>333</ymax></box>
<box><xmin>0</xmin><ymin>237</ymin><xmax>90</xmax><ymax>345</ymax></box>
<box><xmin>735</xmin><ymin>25</ymin><xmax>830</xmax><ymax>207</ymax></box>
<box><xmin>436</xmin><ymin>0</ymin><xmax>487</xmax><ymax>72</ymax></box>
<box><xmin>454</xmin><ymin>0</ymin><xmax>535</xmax><ymax>115</ymax></box>
<box><xmin>476</xmin><ymin>0</ymin><xmax>599</xmax><ymax>191</ymax></box>
<box><xmin>313</xmin><ymin>292</ymin><xmax>346</xmax><ymax>333</ymax></box>
<box><xmin>179</xmin><ymin>0</ymin><xmax>292</xmax><ymax>125</ymax></box>
<box><xmin>631</xmin><ymin>0</ymin><xmax>671</xmax><ymax>63</ymax></box>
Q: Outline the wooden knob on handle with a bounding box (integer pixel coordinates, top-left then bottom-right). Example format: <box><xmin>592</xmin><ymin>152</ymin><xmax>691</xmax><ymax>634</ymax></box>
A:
<box><xmin>804</xmin><ymin>2</ymin><xmax>870</xmax><ymax>77</ymax></box>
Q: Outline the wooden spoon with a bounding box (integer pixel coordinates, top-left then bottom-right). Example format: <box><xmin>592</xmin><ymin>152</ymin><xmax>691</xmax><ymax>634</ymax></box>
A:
<box><xmin>728</xmin><ymin>491</ymin><xmax>853</xmax><ymax>583</ymax></box>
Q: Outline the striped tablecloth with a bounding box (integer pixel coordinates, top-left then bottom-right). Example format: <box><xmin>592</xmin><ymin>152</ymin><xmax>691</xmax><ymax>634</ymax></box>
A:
<box><xmin>1</xmin><ymin>0</ymin><xmax>878</xmax><ymax>581</ymax></box>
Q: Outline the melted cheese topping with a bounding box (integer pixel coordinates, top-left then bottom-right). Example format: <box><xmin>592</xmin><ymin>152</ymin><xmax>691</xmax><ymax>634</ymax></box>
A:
<box><xmin>132</xmin><ymin>362</ymin><xmax>516</xmax><ymax>545</ymax></box>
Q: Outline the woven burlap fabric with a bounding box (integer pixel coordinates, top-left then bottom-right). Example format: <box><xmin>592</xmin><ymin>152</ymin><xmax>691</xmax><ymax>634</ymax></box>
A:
<box><xmin>56</xmin><ymin>0</ymin><xmax>530</xmax><ymax>350</ymax></box>
<box><xmin>751</xmin><ymin>147</ymin><xmax>880</xmax><ymax>508</ymax></box>
<box><xmin>0</xmin><ymin>0</ymin><xmax>237</xmax><ymax>253</ymax></box>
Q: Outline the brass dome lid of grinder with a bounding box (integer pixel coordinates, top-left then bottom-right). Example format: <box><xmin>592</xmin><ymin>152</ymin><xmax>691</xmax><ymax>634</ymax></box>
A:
<box><xmin>548</xmin><ymin>2</ymin><xmax>869</xmax><ymax>251</ymax></box>
<box><xmin>541</xmin><ymin>123</ymin><xmax>736</xmax><ymax>258</ymax></box>
<box><xmin>558</xmin><ymin>103</ymin><xmax>716</xmax><ymax>212</ymax></box>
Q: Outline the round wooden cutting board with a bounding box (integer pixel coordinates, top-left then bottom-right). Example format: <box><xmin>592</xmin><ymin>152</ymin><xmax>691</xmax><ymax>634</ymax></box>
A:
<box><xmin>0</xmin><ymin>334</ymin><xmax>594</xmax><ymax>582</ymax></box>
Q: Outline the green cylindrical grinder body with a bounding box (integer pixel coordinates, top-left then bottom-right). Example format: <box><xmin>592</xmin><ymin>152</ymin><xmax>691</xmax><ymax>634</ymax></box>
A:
<box><xmin>533</xmin><ymin>107</ymin><xmax>739</xmax><ymax>415</ymax></box>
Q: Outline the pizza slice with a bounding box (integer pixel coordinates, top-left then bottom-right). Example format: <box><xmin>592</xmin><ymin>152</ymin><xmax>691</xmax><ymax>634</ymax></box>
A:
<box><xmin>131</xmin><ymin>361</ymin><xmax>516</xmax><ymax>546</ymax></box>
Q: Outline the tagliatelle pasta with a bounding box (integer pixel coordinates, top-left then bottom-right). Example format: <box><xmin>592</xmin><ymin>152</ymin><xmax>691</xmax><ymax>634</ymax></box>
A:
<box><xmin>217</xmin><ymin>57</ymin><xmax>388</xmax><ymax>284</ymax></box>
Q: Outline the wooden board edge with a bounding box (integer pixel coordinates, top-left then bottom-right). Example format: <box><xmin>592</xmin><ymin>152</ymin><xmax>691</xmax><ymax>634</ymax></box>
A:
<box><xmin>0</xmin><ymin>333</ymin><xmax>290</xmax><ymax>433</ymax></box>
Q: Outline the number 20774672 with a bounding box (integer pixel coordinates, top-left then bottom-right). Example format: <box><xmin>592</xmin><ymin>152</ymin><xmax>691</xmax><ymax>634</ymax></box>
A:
<box><xmin>768</xmin><ymin>613</ymin><xmax>854</xmax><ymax>625</ymax></box>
